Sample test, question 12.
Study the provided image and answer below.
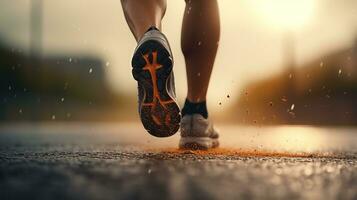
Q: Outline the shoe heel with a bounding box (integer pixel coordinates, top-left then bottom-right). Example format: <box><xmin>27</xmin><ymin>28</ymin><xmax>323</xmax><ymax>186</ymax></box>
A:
<box><xmin>131</xmin><ymin>40</ymin><xmax>180</xmax><ymax>137</ymax></box>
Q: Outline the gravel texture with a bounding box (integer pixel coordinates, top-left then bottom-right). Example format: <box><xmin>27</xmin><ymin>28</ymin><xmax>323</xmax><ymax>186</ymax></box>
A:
<box><xmin>0</xmin><ymin>123</ymin><xmax>356</xmax><ymax>200</ymax></box>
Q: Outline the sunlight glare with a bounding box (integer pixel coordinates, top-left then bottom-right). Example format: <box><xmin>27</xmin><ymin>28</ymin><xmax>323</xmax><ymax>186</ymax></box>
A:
<box><xmin>248</xmin><ymin>0</ymin><xmax>315</xmax><ymax>31</ymax></box>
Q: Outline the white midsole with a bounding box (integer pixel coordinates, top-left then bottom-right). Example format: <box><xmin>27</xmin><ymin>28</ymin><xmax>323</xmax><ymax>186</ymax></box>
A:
<box><xmin>179</xmin><ymin>137</ymin><xmax>219</xmax><ymax>148</ymax></box>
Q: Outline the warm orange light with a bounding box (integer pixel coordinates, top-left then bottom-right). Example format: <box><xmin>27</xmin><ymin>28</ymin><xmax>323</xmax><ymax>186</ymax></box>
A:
<box><xmin>248</xmin><ymin>0</ymin><xmax>315</xmax><ymax>31</ymax></box>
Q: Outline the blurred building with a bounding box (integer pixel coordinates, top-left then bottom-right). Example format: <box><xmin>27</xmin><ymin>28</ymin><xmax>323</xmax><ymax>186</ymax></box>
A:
<box><xmin>232</xmin><ymin>38</ymin><xmax>357</xmax><ymax>125</ymax></box>
<box><xmin>0</xmin><ymin>37</ymin><xmax>134</xmax><ymax>121</ymax></box>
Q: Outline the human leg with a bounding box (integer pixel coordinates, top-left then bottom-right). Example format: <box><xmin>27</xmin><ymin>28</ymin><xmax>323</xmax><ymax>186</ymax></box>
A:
<box><xmin>181</xmin><ymin>0</ymin><xmax>220</xmax><ymax>104</ymax></box>
<box><xmin>121</xmin><ymin>0</ymin><xmax>181</xmax><ymax>137</ymax></box>
<box><xmin>121</xmin><ymin>0</ymin><xmax>167</xmax><ymax>41</ymax></box>
<box><xmin>179</xmin><ymin>0</ymin><xmax>221</xmax><ymax>149</ymax></box>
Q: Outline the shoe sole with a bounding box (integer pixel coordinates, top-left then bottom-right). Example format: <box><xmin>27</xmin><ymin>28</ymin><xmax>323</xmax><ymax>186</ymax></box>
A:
<box><xmin>179</xmin><ymin>137</ymin><xmax>219</xmax><ymax>150</ymax></box>
<box><xmin>132</xmin><ymin>40</ymin><xmax>180</xmax><ymax>137</ymax></box>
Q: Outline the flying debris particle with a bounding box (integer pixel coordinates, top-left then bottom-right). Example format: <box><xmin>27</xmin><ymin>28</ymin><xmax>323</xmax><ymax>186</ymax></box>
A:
<box><xmin>253</xmin><ymin>120</ymin><xmax>257</xmax><ymax>124</ymax></box>
<box><xmin>290</xmin><ymin>104</ymin><xmax>295</xmax><ymax>111</ymax></box>
<box><xmin>19</xmin><ymin>109</ymin><xmax>22</xmax><ymax>114</ymax></box>
<box><xmin>187</xmin><ymin>6</ymin><xmax>192</xmax><ymax>14</ymax></box>
<box><xmin>308</xmin><ymin>88</ymin><xmax>312</xmax><ymax>93</ymax></box>
<box><xmin>52</xmin><ymin>115</ymin><xmax>56</xmax><ymax>120</ymax></box>
<box><xmin>69</xmin><ymin>58</ymin><xmax>72</xmax><ymax>63</ymax></box>
<box><xmin>64</xmin><ymin>82</ymin><xmax>69</xmax><ymax>90</ymax></box>
<box><xmin>338</xmin><ymin>69</ymin><xmax>342</xmax><ymax>75</ymax></box>
<box><xmin>289</xmin><ymin>74</ymin><xmax>292</xmax><ymax>79</ymax></box>
<box><xmin>320</xmin><ymin>62</ymin><xmax>324</xmax><ymax>67</ymax></box>
<box><xmin>269</xmin><ymin>101</ymin><xmax>273</xmax><ymax>106</ymax></box>
<box><xmin>61</xmin><ymin>97</ymin><xmax>65</xmax><ymax>102</ymax></box>
<box><xmin>197</xmin><ymin>41</ymin><xmax>202</xmax><ymax>46</ymax></box>
<box><xmin>148</xmin><ymin>169</ymin><xmax>152</xmax><ymax>174</ymax></box>
<box><xmin>219</xmin><ymin>102</ymin><xmax>222</xmax><ymax>105</ymax></box>
<box><xmin>281</xmin><ymin>97</ymin><xmax>287</xmax><ymax>102</ymax></box>
<box><xmin>106</xmin><ymin>62</ymin><xmax>110</xmax><ymax>67</ymax></box>
<box><xmin>227</xmin><ymin>94</ymin><xmax>230</xmax><ymax>98</ymax></box>
<box><xmin>89</xmin><ymin>68</ymin><xmax>93</xmax><ymax>74</ymax></box>
<box><xmin>8</xmin><ymin>86</ymin><xmax>11</xmax><ymax>91</ymax></box>
<box><xmin>197</xmin><ymin>73</ymin><xmax>201</xmax><ymax>77</ymax></box>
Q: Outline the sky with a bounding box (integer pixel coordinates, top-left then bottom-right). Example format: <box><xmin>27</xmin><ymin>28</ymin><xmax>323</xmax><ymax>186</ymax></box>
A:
<box><xmin>0</xmin><ymin>0</ymin><xmax>357</xmax><ymax>110</ymax></box>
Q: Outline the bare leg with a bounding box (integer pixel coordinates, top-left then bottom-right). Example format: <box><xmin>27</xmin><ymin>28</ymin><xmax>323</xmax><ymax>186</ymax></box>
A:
<box><xmin>181</xmin><ymin>0</ymin><xmax>220</xmax><ymax>103</ymax></box>
<box><xmin>121</xmin><ymin>0</ymin><xmax>167</xmax><ymax>41</ymax></box>
<box><xmin>121</xmin><ymin>0</ymin><xmax>181</xmax><ymax>137</ymax></box>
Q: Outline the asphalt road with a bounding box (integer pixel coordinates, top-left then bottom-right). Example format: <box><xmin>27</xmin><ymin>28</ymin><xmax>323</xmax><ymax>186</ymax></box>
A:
<box><xmin>0</xmin><ymin>123</ymin><xmax>356</xmax><ymax>200</ymax></box>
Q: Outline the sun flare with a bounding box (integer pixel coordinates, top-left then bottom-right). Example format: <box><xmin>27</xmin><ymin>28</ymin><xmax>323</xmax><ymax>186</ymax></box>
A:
<box><xmin>248</xmin><ymin>0</ymin><xmax>315</xmax><ymax>30</ymax></box>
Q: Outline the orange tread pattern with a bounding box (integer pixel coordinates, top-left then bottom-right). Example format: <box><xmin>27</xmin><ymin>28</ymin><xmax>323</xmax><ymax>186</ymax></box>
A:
<box><xmin>141</xmin><ymin>51</ymin><xmax>175</xmax><ymax>126</ymax></box>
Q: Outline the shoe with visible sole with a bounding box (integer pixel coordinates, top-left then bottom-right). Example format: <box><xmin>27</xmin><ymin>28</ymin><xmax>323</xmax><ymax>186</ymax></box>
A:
<box><xmin>131</xmin><ymin>27</ymin><xmax>181</xmax><ymax>137</ymax></box>
<box><xmin>179</xmin><ymin>114</ymin><xmax>219</xmax><ymax>150</ymax></box>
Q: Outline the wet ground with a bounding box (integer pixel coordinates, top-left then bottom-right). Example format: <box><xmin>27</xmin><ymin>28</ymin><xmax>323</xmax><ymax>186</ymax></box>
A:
<box><xmin>0</xmin><ymin>123</ymin><xmax>356</xmax><ymax>200</ymax></box>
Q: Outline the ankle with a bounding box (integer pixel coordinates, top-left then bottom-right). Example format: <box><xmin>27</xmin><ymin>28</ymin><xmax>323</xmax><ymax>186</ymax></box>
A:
<box><xmin>181</xmin><ymin>99</ymin><xmax>208</xmax><ymax>119</ymax></box>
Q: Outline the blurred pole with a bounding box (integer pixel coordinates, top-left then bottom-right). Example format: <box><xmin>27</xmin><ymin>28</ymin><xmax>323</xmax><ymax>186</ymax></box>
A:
<box><xmin>283</xmin><ymin>31</ymin><xmax>295</xmax><ymax>70</ymax></box>
<box><xmin>29</xmin><ymin>0</ymin><xmax>43</xmax><ymax>120</ymax></box>
<box><xmin>284</xmin><ymin>31</ymin><xmax>296</xmax><ymax>95</ymax></box>
<box><xmin>30</xmin><ymin>0</ymin><xmax>43</xmax><ymax>61</ymax></box>
<box><xmin>283</xmin><ymin>31</ymin><xmax>296</xmax><ymax>122</ymax></box>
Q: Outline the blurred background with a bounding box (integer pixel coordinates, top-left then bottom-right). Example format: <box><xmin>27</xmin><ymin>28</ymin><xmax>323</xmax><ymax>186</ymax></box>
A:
<box><xmin>0</xmin><ymin>0</ymin><xmax>356</xmax><ymax>125</ymax></box>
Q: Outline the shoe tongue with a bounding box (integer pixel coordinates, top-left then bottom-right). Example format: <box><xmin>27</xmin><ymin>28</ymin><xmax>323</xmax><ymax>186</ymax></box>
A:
<box><xmin>146</xmin><ymin>26</ymin><xmax>159</xmax><ymax>33</ymax></box>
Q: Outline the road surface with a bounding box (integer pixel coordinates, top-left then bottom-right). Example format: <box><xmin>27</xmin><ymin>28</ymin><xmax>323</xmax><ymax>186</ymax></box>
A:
<box><xmin>0</xmin><ymin>123</ymin><xmax>356</xmax><ymax>200</ymax></box>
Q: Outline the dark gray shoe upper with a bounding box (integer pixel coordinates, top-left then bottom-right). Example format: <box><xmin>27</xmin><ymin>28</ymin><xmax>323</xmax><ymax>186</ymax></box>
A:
<box><xmin>136</xmin><ymin>28</ymin><xmax>173</xmax><ymax>58</ymax></box>
<box><xmin>134</xmin><ymin>28</ymin><xmax>177</xmax><ymax>109</ymax></box>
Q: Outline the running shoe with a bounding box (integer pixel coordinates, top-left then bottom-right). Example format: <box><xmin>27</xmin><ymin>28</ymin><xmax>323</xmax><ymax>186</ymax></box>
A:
<box><xmin>179</xmin><ymin>114</ymin><xmax>219</xmax><ymax>150</ymax></box>
<box><xmin>131</xmin><ymin>27</ymin><xmax>181</xmax><ymax>137</ymax></box>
